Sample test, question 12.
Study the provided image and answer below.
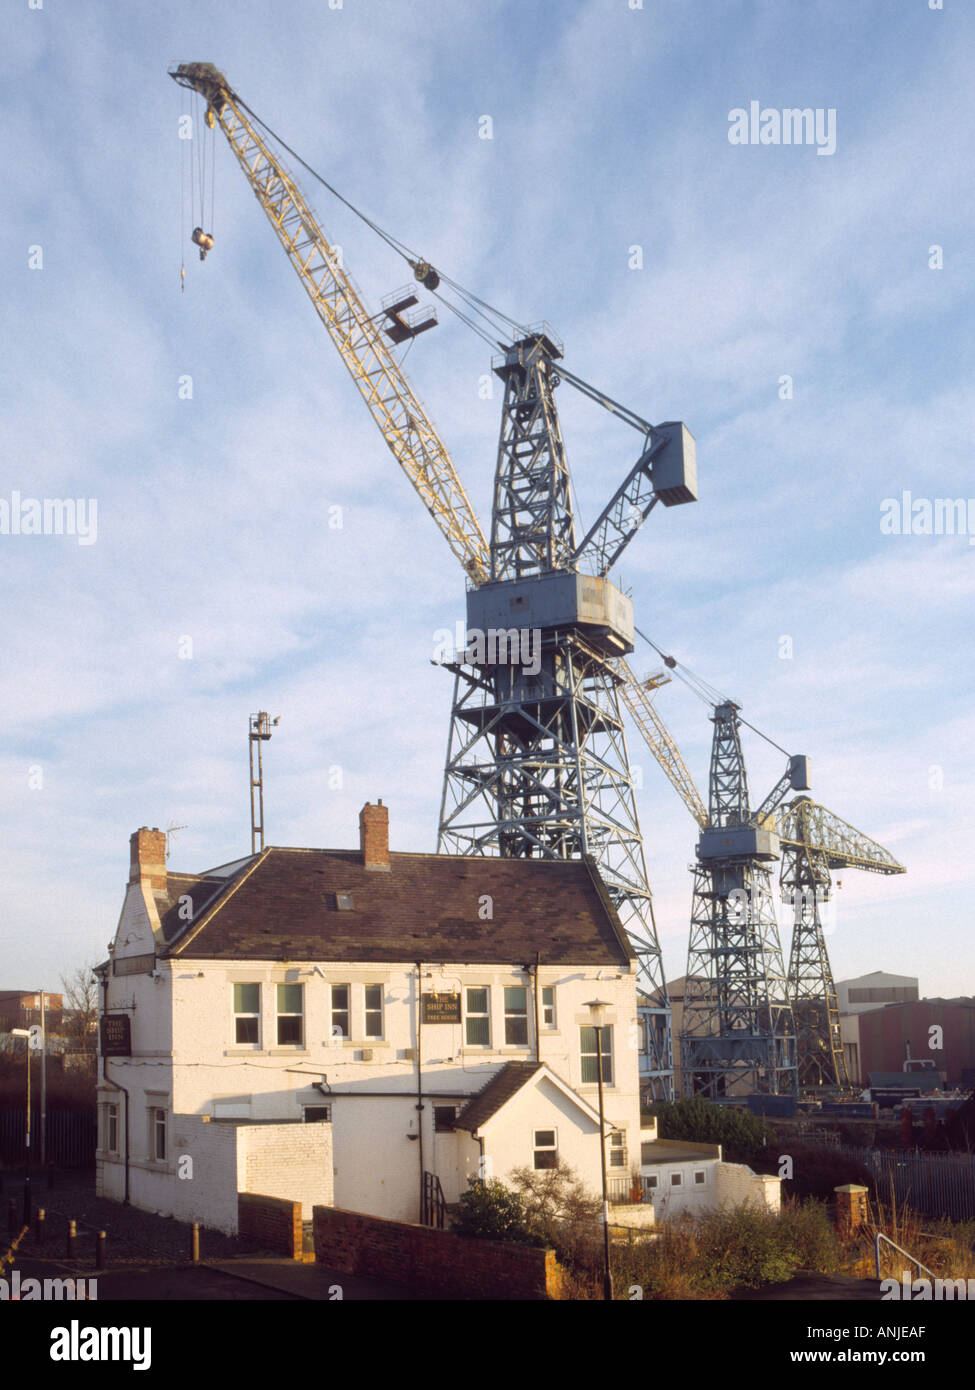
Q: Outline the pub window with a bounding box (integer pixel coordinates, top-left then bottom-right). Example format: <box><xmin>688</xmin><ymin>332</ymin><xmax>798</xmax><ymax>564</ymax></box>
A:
<box><xmin>105</xmin><ymin>1103</ymin><xmax>118</xmax><ymax>1153</ymax></box>
<box><xmin>233</xmin><ymin>982</ymin><xmax>261</xmax><ymax>1045</ymax></box>
<box><xmin>533</xmin><ymin>1129</ymin><xmax>558</xmax><ymax>1169</ymax></box>
<box><xmin>504</xmin><ymin>986</ymin><xmax>528</xmax><ymax>1046</ymax></box>
<box><xmin>541</xmin><ymin>986</ymin><xmax>556</xmax><ymax>1028</ymax></box>
<box><xmin>149</xmin><ymin>1107</ymin><xmax>167</xmax><ymax>1162</ymax></box>
<box><xmin>465</xmin><ymin>988</ymin><xmax>490</xmax><ymax>1046</ymax></box>
<box><xmin>330</xmin><ymin>984</ymin><xmax>350</xmax><ymax>1041</ymax></box>
<box><xmin>580</xmin><ymin>1026</ymin><xmax>614</xmax><ymax>1085</ymax></box>
<box><xmin>364</xmin><ymin>984</ymin><xmax>383</xmax><ymax>1039</ymax></box>
<box><xmin>434</xmin><ymin>1106</ymin><xmax>457</xmax><ymax>1133</ymax></box>
<box><xmin>276</xmin><ymin>983</ymin><xmax>304</xmax><ymax>1046</ymax></box>
<box><xmin>609</xmin><ymin>1129</ymin><xmax>627</xmax><ymax>1168</ymax></box>
<box><xmin>303</xmin><ymin>1105</ymin><xmax>331</xmax><ymax>1123</ymax></box>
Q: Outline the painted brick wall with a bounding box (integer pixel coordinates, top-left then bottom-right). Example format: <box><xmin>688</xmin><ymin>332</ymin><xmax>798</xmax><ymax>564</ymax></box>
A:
<box><xmin>240</xmin><ymin>1122</ymin><xmax>333</xmax><ymax>1219</ymax></box>
<box><xmin>715</xmin><ymin>1161</ymin><xmax>781</xmax><ymax>1213</ymax></box>
<box><xmin>313</xmin><ymin>1206</ymin><xmax>563</xmax><ymax>1300</ymax></box>
<box><xmin>239</xmin><ymin>1192</ymin><xmax>303</xmax><ymax>1258</ymax></box>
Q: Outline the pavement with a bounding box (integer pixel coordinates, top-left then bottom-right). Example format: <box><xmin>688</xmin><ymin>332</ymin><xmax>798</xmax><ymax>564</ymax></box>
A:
<box><xmin>733</xmin><ymin>1273</ymin><xmax>886</xmax><ymax>1300</ymax></box>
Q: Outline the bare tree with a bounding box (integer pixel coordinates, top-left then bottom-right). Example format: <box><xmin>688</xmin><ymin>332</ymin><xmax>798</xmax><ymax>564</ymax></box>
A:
<box><xmin>59</xmin><ymin>964</ymin><xmax>100</xmax><ymax>1051</ymax></box>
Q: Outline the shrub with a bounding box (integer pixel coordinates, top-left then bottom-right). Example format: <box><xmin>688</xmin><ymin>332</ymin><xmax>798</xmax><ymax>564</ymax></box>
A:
<box><xmin>647</xmin><ymin>1097</ymin><xmax>776</xmax><ymax>1165</ymax></box>
<box><xmin>449</xmin><ymin>1178</ymin><xmax>536</xmax><ymax>1244</ymax></box>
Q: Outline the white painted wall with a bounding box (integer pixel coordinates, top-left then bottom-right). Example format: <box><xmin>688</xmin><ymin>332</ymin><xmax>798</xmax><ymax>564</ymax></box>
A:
<box><xmin>715</xmin><ymin>1162</ymin><xmax>781</xmax><ymax>1214</ymax></box>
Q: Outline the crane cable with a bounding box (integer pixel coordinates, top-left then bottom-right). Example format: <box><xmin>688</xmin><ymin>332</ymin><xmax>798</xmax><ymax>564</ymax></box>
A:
<box><xmin>233</xmin><ymin>93</ymin><xmax>531</xmax><ymax>348</ymax></box>
<box><xmin>633</xmin><ymin>624</ymin><xmax>792</xmax><ymax>759</ymax></box>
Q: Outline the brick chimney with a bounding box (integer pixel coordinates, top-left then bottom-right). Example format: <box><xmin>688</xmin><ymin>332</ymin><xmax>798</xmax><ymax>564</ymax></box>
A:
<box><xmin>359</xmin><ymin>800</ymin><xmax>390</xmax><ymax>871</ymax></box>
<box><xmin>129</xmin><ymin>827</ymin><xmax>168</xmax><ymax>890</ymax></box>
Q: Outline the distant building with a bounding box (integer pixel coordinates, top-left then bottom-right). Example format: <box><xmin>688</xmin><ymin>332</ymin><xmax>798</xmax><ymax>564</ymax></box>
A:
<box><xmin>857</xmin><ymin>998</ymin><xmax>975</xmax><ymax>1089</ymax></box>
<box><xmin>0</xmin><ymin>990</ymin><xmax>63</xmax><ymax>1035</ymax></box>
<box><xmin>835</xmin><ymin>971</ymin><xmax>920</xmax><ymax>1083</ymax></box>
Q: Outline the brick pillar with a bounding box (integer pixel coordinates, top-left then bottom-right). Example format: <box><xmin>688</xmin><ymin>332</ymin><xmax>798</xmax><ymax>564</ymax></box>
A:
<box><xmin>833</xmin><ymin>1183</ymin><xmax>869</xmax><ymax>1236</ymax></box>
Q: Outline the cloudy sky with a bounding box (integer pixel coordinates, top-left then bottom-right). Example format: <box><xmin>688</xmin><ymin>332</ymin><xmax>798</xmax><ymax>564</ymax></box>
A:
<box><xmin>3</xmin><ymin>0</ymin><xmax>972</xmax><ymax>1006</ymax></box>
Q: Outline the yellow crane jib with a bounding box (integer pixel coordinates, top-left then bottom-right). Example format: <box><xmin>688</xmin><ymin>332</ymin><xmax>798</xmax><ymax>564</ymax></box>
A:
<box><xmin>168</xmin><ymin>62</ymin><xmax>490</xmax><ymax>586</ymax></box>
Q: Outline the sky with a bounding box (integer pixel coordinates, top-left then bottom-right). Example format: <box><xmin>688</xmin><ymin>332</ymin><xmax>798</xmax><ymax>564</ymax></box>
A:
<box><xmin>2</xmin><ymin>0</ymin><xmax>973</xmax><ymax>1005</ymax></box>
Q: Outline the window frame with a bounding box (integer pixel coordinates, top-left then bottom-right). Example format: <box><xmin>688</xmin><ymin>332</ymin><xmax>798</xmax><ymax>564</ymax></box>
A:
<box><xmin>693</xmin><ymin>1169</ymin><xmax>707</xmax><ymax>1186</ymax></box>
<box><xmin>330</xmin><ymin>983</ymin><xmax>350</xmax><ymax>1043</ymax></box>
<box><xmin>276</xmin><ymin>982</ymin><xmax>304</xmax><ymax>1047</ymax></box>
<box><xmin>104</xmin><ymin>1101</ymin><xmax>118</xmax><ymax>1154</ymax></box>
<box><xmin>465</xmin><ymin>986</ymin><xmax>490</xmax><ymax>1047</ymax></box>
<box><xmin>541</xmin><ymin>985</ymin><xmax>556</xmax><ymax>1029</ymax></box>
<box><xmin>233</xmin><ymin>981</ymin><xmax>261</xmax><ymax>1046</ymax></box>
<box><xmin>580</xmin><ymin>1024</ymin><xmax>614</xmax><ymax>1085</ymax></box>
<box><xmin>434</xmin><ymin>1105</ymin><xmax>457</xmax><ymax>1133</ymax></box>
<box><xmin>533</xmin><ymin>1128</ymin><xmax>558</xmax><ymax>1170</ymax></box>
<box><xmin>149</xmin><ymin>1107</ymin><xmax>166</xmax><ymax>1162</ymax></box>
<box><xmin>303</xmin><ymin>1104</ymin><xmax>331</xmax><ymax>1123</ymax></box>
<box><xmin>503</xmin><ymin>985</ymin><xmax>529</xmax><ymax>1046</ymax></box>
<box><xmin>608</xmin><ymin>1129</ymin><xmax>627</xmax><ymax>1168</ymax></box>
<box><xmin>364</xmin><ymin>983</ymin><xmax>384</xmax><ymax>1039</ymax></box>
<box><xmin>669</xmin><ymin>1171</ymin><xmax>684</xmax><ymax>1188</ymax></box>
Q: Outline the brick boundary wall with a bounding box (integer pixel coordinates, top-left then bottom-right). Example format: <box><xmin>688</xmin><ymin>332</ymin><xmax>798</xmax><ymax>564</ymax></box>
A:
<box><xmin>313</xmin><ymin>1206</ymin><xmax>563</xmax><ymax>1300</ymax></box>
<box><xmin>238</xmin><ymin>1192</ymin><xmax>302</xmax><ymax>1259</ymax></box>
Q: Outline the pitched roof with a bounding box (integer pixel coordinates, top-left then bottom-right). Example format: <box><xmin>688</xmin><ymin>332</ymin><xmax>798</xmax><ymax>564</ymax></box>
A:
<box><xmin>165</xmin><ymin>848</ymin><xmax>634</xmax><ymax>967</ymax></box>
<box><xmin>454</xmin><ymin>1062</ymin><xmax>544</xmax><ymax>1132</ymax></box>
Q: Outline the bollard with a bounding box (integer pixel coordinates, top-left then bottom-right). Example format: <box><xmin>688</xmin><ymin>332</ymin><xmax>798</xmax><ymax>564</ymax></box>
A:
<box><xmin>47</xmin><ymin>1163</ymin><xmax>55</xmax><ymax>1191</ymax></box>
<box><xmin>66</xmin><ymin>1219</ymin><xmax>77</xmax><ymax>1260</ymax></box>
<box><xmin>22</xmin><ymin>1178</ymin><xmax>31</xmax><ymax>1228</ymax></box>
<box><xmin>35</xmin><ymin>1208</ymin><xmax>46</xmax><ymax>1244</ymax></box>
<box><xmin>7</xmin><ymin>1198</ymin><xmax>16</xmax><ymax>1236</ymax></box>
<box><xmin>191</xmin><ymin>1222</ymin><xmax>200</xmax><ymax>1264</ymax></box>
<box><xmin>96</xmin><ymin>1231</ymin><xmax>106</xmax><ymax>1270</ymax></box>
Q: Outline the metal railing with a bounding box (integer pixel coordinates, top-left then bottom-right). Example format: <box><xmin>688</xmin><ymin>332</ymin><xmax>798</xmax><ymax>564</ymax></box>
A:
<box><xmin>874</xmin><ymin>1231</ymin><xmax>937</xmax><ymax>1282</ymax></box>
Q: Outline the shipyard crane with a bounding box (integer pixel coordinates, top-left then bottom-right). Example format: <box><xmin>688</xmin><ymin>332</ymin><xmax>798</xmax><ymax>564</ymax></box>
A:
<box><xmin>621</xmin><ymin>657</ymin><xmax>906</xmax><ymax>1097</ymax></box>
<box><xmin>776</xmin><ymin>797</ymin><xmax>906</xmax><ymax>1090</ymax></box>
<box><xmin>170</xmin><ymin>62</ymin><xmax>699</xmax><ymax>1097</ymax></box>
<box><xmin>679</xmin><ymin>701</ymin><xmax>807</xmax><ymax>1099</ymax></box>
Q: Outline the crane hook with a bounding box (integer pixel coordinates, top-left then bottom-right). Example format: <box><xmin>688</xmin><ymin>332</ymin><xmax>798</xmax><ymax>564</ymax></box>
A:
<box><xmin>192</xmin><ymin>227</ymin><xmax>215</xmax><ymax>261</ymax></box>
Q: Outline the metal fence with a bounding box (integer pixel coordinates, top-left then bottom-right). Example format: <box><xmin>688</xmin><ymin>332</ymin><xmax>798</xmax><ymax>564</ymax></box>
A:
<box><xmin>819</xmin><ymin>1142</ymin><xmax>975</xmax><ymax>1221</ymax></box>
<box><xmin>0</xmin><ymin>1108</ymin><xmax>96</xmax><ymax>1169</ymax></box>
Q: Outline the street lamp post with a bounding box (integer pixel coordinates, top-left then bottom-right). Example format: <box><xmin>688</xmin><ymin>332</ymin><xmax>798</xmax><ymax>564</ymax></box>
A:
<box><xmin>585</xmin><ymin>999</ymin><xmax>613</xmax><ymax>1302</ymax></box>
<box><xmin>11</xmin><ymin>1029</ymin><xmax>31</xmax><ymax>1223</ymax></box>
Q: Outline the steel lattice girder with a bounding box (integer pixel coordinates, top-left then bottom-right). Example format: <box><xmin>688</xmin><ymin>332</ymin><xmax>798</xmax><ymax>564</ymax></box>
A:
<box><xmin>437</xmin><ymin>631</ymin><xmax>673</xmax><ymax>1095</ymax></box>
<box><xmin>782</xmin><ymin>844</ymin><xmax>851</xmax><ymax>1090</ymax></box>
<box><xmin>681</xmin><ymin>863</ymin><xmax>797</xmax><ymax>1097</ymax></box>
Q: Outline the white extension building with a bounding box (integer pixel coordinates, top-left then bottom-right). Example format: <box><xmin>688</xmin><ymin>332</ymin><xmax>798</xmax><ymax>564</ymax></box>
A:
<box><xmin>96</xmin><ymin>802</ymin><xmax>649</xmax><ymax>1233</ymax></box>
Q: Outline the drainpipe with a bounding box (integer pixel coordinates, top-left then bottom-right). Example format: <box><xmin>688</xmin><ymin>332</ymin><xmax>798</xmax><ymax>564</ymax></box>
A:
<box><xmin>532</xmin><ymin>952</ymin><xmax>541</xmax><ymax>1063</ymax></box>
<box><xmin>100</xmin><ymin>967</ymin><xmax>130</xmax><ymax>1204</ymax></box>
